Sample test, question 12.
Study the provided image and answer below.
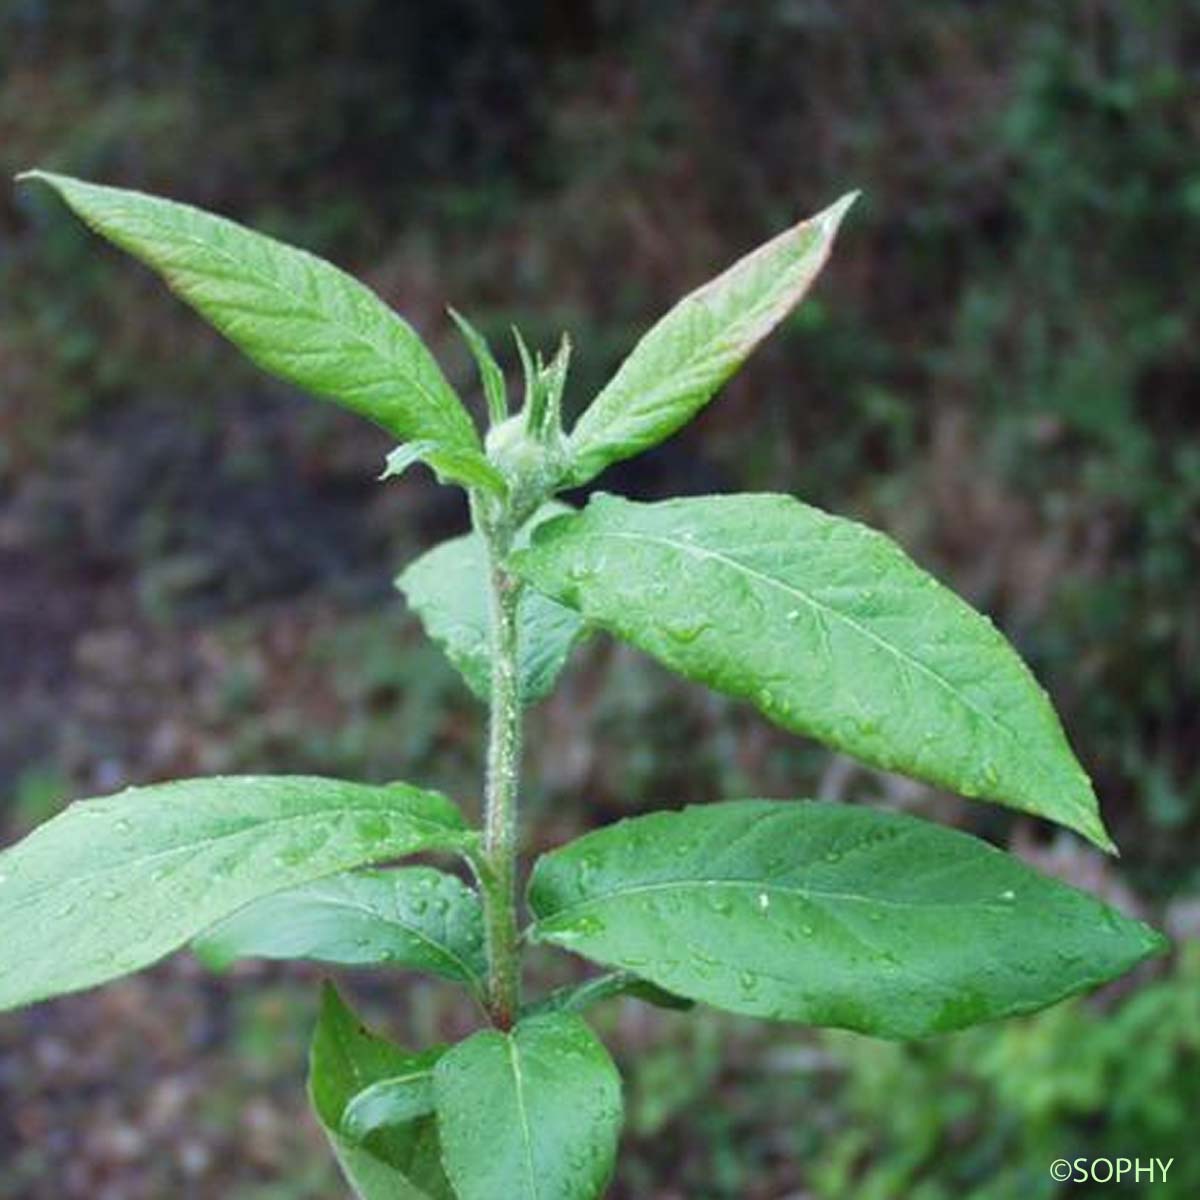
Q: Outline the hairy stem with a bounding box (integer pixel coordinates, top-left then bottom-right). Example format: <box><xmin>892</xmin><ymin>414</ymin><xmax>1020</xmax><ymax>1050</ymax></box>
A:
<box><xmin>480</xmin><ymin>526</ymin><xmax>523</xmax><ymax>1028</ymax></box>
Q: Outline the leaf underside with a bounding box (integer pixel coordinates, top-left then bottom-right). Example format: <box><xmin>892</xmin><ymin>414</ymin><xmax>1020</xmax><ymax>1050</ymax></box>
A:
<box><xmin>566</xmin><ymin>193</ymin><xmax>856</xmax><ymax>487</ymax></box>
<box><xmin>513</xmin><ymin>492</ymin><xmax>1112</xmax><ymax>849</ymax></box>
<box><xmin>434</xmin><ymin>1012</ymin><xmax>623</xmax><ymax>1200</ymax></box>
<box><xmin>0</xmin><ymin>776</ymin><xmax>470</xmax><ymax>1012</ymax></box>
<box><xmin>529</xmin><ymin>800</ymin><xmax>1165</xmax><ymax>1039</ymax></box>
<box><xmin>194</xmin><ymin>866</ymin><xmax>487</xmax><ymax>996</ymax></box>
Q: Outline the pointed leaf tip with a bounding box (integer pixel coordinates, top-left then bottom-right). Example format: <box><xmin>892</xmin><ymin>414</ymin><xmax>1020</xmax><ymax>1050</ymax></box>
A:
<box><xmin>816</xmin><ymin>191</ymin><xmax>860</xmax><ymax>237</ymax></box>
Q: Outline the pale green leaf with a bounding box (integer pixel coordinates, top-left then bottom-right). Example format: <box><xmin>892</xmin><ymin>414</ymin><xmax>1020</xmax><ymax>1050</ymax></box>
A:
<box><xmin>19</xmin><ymin>171</ymin><xmax>483</xmax><ymax>463</ymax></box>
<box><xmin>194</xmin><ymin>867</ymin><xmax>486</xmax><ymax>995</ymax></box>
<box><xmin>526</xmin><ymin>971</ymin><xmax>694</xmax><ymax>1017</ymax></box>
<box><xmin>566</xmin><ymin>193</ymin><xmax>856</xmax><ymax>486</ymax></box>
<box><xmin>0</xmin><ymin>776</ymin><xmax>472</xmax><ymax>1012</ymax></box>
<box><xmin>381</xmin><ymin>440</ymin><xmax>508</xmax><ymax>498</ymax></box>
<box><xmin>529</xmin><ymin>801</ymin><xmax>1166</xmax><ymax>1039</ymax></box>
<box><xmin>512</xmin><ymin>492</ymin><xmax>1112</xmax><ymax>849</ymax></box>
<box><xmin>310</xmin><ymin>984</ymin><xmax>452</xmax><ymax>1200</ymax></box>
<box><xmin>434</xmin><ymin>1012</ymin><xmax>623</xmax><ymax>1200</ymax></box>
<box><xmin>398</xmin><ymin>503</ymin><xmax>586</xmax><ymax>705</ymax></box>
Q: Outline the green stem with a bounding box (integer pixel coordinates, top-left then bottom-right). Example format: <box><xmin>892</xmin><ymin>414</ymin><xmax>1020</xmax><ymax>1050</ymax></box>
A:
<box><xmin>479</xmin><ymin>523</ymin><xmax>523</xmax><ymax>1029</ymax></box>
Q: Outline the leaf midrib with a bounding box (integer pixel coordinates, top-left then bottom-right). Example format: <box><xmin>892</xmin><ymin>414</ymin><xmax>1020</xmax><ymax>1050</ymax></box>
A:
<box><xmin>534</xmin><ymin>875</ymin><xmax>1016</xmax><ymax>931</ymax></box>
<box><xmin>507</xmin><ymin>1035</ymin><xmax>540</xmax><ymax>1200</ymax></box>
<box><xmin>574</xmin><ymin>224</ymin><xmax>818</xmax><ymax>447</ymax></box>
<box><xmin>583</xmin><ymin>526</ymin><xmax>1020</xmax><ymax>743</ymax></box>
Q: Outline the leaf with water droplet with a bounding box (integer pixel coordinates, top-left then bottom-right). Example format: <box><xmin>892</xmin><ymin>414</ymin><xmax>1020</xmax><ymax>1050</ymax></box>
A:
<box><xmin>512</xmin><ymin>492</ymin><xmax>1115</xmax><ymax>851</ymax></box>
<box><xmin>194</xmin><ymin>867</ymin><xmax>486</xmax><ymax>997</ymax></box>
<box><xmin>528</xmin><ymin>800</ymin><xmax>1165</xmax><ymax>1038</ymax></box>
<box><xmin>0</xmin><ymin>776</ymin><xmax>473</xmax><ymax>1012</ymax></box>
<box><xmin>434</xmin><ymin>1012</ymin><xmax>623</xmax><ymax>1200</ymax></box>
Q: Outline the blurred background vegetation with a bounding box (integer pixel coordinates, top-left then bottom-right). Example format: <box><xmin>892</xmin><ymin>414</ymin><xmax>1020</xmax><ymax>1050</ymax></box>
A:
<box><xmin>1</xmin><ymin>2</ymin><xmax>1197</xmax><ymax>1196</ymax></box>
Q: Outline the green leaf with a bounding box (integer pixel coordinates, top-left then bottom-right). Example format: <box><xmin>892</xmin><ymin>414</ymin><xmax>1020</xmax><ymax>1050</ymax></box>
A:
<box><xmin>0</xmin><ymin>776</ymin><xmax>472</xmax><ymax>1012</ymax></box>
<box><xmin>381</xmin><ymin>440</ymin><xmax>508</xmax><ymax>498</ymax></box>
<box><xmin>529</xmin><ymin>800</ymin><xmax>1167</xmax><ymax>1039</ymax></box>
<box><xmin>310</xmin><ymin>983</ymin><xmax>453</xmax><ymax>1200</ymax></box>
<box><xmin>566</xmin><ymin>193</ymin><xmax>856</xmax><ymax>486</ymax></box>
<box><xmin>512</xmin><ymin>492</ymin><xmax>1112</xmax><ymax>849</ymax></box>
<box><xmin>194</xmin><ymin>866</ymin><xmax>486</xmax><ymax>995</ymax></box>
<box><xmin>18</xmin><ymin>171</ymin><xmax>485</xmax><ymax>470</ymax></box>
<box><xmin>434</xmin><ymin>1012</ymin><xmax>623</xmax><ymax>1200</ymax></box>
<box><xmin>449</xmin><ymin>307</ymin><xmax>508</xmax><ymax>426</ymax></box>
<box><xmin>398</xmin><ymin>503</ymin><xmax>587</xmax><ymax>705</ymax></box>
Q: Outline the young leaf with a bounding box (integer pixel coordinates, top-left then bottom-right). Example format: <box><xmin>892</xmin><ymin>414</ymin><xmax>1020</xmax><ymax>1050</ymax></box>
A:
<box><xmin>310</xmin><ymin>983</ymin><xmax>452</xmax><ymax>1200</ymax></box>
<box><xmin>342</xmin><ymin>1058</ymin><xmax>442</xmax><ymax>1141</ymax></box>
<box><xmin>0</xmin><ymin>776</ymin><xmax>473</xmax><ymax>1012</ymax></box>
<box><xmin>433</xmin><ymin>1012</ymin><xmax>623</xmax><ymax>1200</ymax></box>
<box><xmin>566</xmin><ymin>193</ymin><xmax>856</xmax><ymax>486</ymax></box>
<box><xmin>18</xmin><ymin>171</ymin><xmax>487</xmax><ymax>480</ymax></box>
<box><xmin>525</xmin><ymin>971</ymin><xmax>694</xmax><ymax>1018</ymax></box>
<box><xmin>194</xmin><ymin>867</ymin><xmax>486</xmax><ymax>996</ymax></box>
<box><xmin>528</xmin><ymin>801</ymin><xmax>1166</xmax><ymax>1039</ymax></box>
<box><xmin>512</xmin><ymin>492</ymin><xmax>1113</xmax><ymax>850</ymax></box>
<box><xmin>381</xmin><ymin>440</ymin><xmax>508</xmax><ymax>498</ymax></box>
<box><xmin>398</xmin><ymin>503</ymin><xmax>586</xmax><ymax>705</ymax></box>
<box><xmin>340</xmin><ymin>1051</ymin><xmax>444</xmax><ymax>1142</ymax></box>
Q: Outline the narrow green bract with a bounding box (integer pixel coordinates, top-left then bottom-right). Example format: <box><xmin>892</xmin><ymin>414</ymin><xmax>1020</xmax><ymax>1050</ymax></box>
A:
<box><xmin>512</xmin><ymin>492</ymin><xmax>1113</xmax><ymax>849</ymax></box>
<box><xmin>194</xmin><ymin>867</ymin><xmax>487</xmax><ymax>996</ymax></box>
<box><xmin>433</xmin><ymin>1012</ymin><xmax>623</xmax><ymax>1200</ymax></box>
<box><xmin>566</xmin><ymin>193</ymin><xmax>856</xmax><ymax>486</ymax></box>
<box><xmin>0</xmin><ymin>776</ymin><xmax>471</xmax><ymax>1012</ymax></box>
<box><xmin>528</xmin><ymin>801</ymin><xmax>1165</xmax><ymax>1039</ymax></box>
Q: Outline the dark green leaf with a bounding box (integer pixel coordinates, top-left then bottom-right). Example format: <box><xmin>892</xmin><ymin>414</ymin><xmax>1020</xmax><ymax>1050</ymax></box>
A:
<box><xmin>529</xmin><ymin>800</ymin><xmax>1166</xmax><ymax>1039</ymax></box>
<box><xmin>194</xmin><ymin>867</ymin><xmax>486</xmax><ymax>995</ymax></box>
<box><xmin>566</xmin><ymin>194</ymin><xmax>855</xmax><ymax>486</ymax></box>
<box><xmin>19</xmin><ymin>171</ymin><xmax>484</xmax><ymax>469</ymax></box>
<box><xmin>513</xmin><ymin>492</ymin><xmax>1112</xmax><ymax>849</ymax></box>
<box><xmin>398</xmin><ymin>504</ymin><xmax>586</xmax><ymax>705</ymax></box>
<box><xmin>434</xmin><ymin>1012</ymin><xmax>623</xmax><ymax>1200</ymax></box>
<box><xmin>0</xmin><ymin>776</ymin><xmax>472</xmax><ymax>1011</ymax></box>
<box><xmin>310</xmin><ymin>984</ymin><xmax>452</xmax><ymax>1200</ymax></box>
